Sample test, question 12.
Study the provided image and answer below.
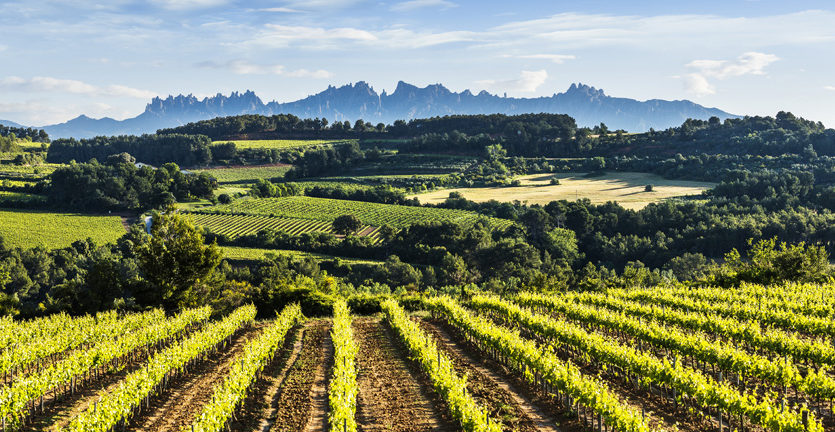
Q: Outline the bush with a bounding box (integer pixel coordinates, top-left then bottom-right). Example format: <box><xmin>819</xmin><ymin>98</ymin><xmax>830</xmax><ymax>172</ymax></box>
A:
<box><xmin>218</xmin><ymin>193</ymin><xmax>232</xmax><ymax>204</ymax></box>
<box><xmin>645</xmin><ymin>184</ymin><xmax>654</xmax><ymax>192</ymax></box>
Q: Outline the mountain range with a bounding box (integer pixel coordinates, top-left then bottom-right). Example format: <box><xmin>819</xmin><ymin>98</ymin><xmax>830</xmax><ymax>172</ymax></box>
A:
<box><xmin>4</xmin><ymin>82</ymin><xmax>738</xmax><ymax>139</ymax></box>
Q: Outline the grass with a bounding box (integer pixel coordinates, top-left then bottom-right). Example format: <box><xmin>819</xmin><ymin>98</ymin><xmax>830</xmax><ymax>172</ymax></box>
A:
<box><xmin>212</xmin><ymin>139</ymin><xmax>357</xmax><ymax>150</ymax></box>
<box><xmin>199</xmin><ymin>196</ymin><xmax>513</xmax><ymax>229</ymax></box>
<box><xmin>194</xmin><ymin>164</ymin><xmax>291</xmax><ymax>184</ymax></box>
<box><xmin>220</xmin><ymin>246</ymin><xmax>382</xmax><ymax>265</ymax></box>
<box><xmin>409</xmin><ymin>172</ymin><xmax>715</xmax><ymax>210</ymax></box>
<box><xmin>0</xmin><ymin>209</ymin><xmax>127</xmax><ymax>249</ymax></box>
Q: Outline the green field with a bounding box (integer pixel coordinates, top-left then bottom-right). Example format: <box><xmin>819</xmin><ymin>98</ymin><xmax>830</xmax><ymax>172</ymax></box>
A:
<box><xmin>409</xmin><ymin>172</ymin><xmax>715</xmax><ymax>210</ymax></box>
<box><xmin>188</xmin><ymin>212</ymin><xmax>383</xmax><ymax>241</ymax></box>
<box><xmin>213</xmin><ymin>139</ymin><xmax>357</xmax><ymax>150</ymax></box>
<box><xmin>220</xmin><ymin>246</ymin><xmax>382</xmax><ymax>264</ymax></box>
<box><xmin>194</xmin><ymin>164</ymin><xmax>291</xmax><ymax>184</ymax></box>
<box><xmin>200</xmin><ymin>196</ymin><xmax>513</xmax><ymax>228</ymax></box>
<box><xmin>0</xmin><ymin>209</ymin><xmax>127</xmax><ymax>249</ymax></box>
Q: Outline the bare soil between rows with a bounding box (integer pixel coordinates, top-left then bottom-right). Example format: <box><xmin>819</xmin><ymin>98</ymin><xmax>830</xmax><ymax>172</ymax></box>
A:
<box><xmin>354</xmin><ymin>316</ymin><xmax>460</xmax><ymax>432</ymax></box>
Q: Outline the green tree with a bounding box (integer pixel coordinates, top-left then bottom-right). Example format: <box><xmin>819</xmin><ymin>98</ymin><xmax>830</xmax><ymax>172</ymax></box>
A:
<box><xmin>332</xmin><ymin>214</ymin><xmax>362</xmax><ymax>236</ymax></box>
<box><xmin>135</xmin><ymin>212</ymin><xmax>222</xmax><ymax>309</ymax></box>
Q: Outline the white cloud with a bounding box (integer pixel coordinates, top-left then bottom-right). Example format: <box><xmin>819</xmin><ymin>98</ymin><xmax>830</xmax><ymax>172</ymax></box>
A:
<box><xmin>197</xmin><ymin>60</ymin><xmax>332</xmax><ymax>78</ymax></box>
<box><xmin>0</xmin><ymin>76</ymin><xmax>157</xmax><ymax>99</ymax></box>
<box><xmin>390</xmin><ymin>0</ymin><xmax>457</xmax><ymax>12</ymax></box>
<box><xmin>476</xmin><ymin>70</ymin><xmax>548</xmax><ymax>94</ymax></box>
<box><xmin>0</xmin><ymin>45</ymin><xmax>6</xmax><ymax>52</ymax></box>
<box><xmin>511</xmin><ymin>54</ymin><xmax>575</xmax><ymax>64</ymax></box>
<box><xmin>682</xmin><ymin>52</ymin><xmax>779</xmax><ymax>96</ymax></box>
<box><xmin>825</xmin><ymin>86</ymin><xmax>835</xmax><ymax>91</ymax></box>
<box><xmin>682</xmin><ymin>73</ymin><xmax>715</xmax><ymax>96</ymax></box>
<box><xmin>243</xmin><ymin>24</ymin><xmax>473</xmax><ymax>49</ymax></box>
<box><xmin>256</xmin><ymin>7</ymin><xmax>302</xmax><ymax>13</ymax></box>
<box><xmin>687</xmin><ymin>52</ymin><xmax>779</xmax><ymax>79</ymax></box>
<box><xmin>150</xmin><ymin>0</ymin><xmax>229</xmax><ymax>10</ymax></box>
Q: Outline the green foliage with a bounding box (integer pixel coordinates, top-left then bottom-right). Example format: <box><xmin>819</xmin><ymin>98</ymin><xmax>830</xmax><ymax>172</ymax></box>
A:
<box><xmin>135</xmin><ymin>212</ymin><xmax>223</xmax><ymax>310</ymax></box>
<box><xmin>712</xmin><ymin>238</ymin><xmax>832</xmax><ymax>286</ymax></box>
<box><xmin>332</xmin><ymin>214</ymin><xmax>362</xmax><ymax>235</ymax></box>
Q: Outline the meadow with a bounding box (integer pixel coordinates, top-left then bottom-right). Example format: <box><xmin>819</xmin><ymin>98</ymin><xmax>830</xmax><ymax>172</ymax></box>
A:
<box><xmin>200</xmin><ymin>195</ymin><xmax>513</xmax><ymax>228</ymax></box>
<box><xmin>409</xmin><ymin>171</ymin><xmax>715</xmax><ymax>210</ymax></box>
<box><xmin>0</xmin><ymin>209</ymin><xmax>126</xmax><ymax>249</ymax></box>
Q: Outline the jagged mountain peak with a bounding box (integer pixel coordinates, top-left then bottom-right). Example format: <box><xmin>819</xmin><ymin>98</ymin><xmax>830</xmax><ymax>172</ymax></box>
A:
<box><xmin>20</xmin><ymin>80</ymin><xmax>738</xmax><ymax>138</ymax></box>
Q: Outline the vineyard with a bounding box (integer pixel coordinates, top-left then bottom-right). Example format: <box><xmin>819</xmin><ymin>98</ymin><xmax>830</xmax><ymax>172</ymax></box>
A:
<box><xmin>186</xmin><ymin>212</ymin><xmax>384</xmax><ymax>242</ymax></box>
<box><xmin>197</xmin><ymin>196</ymin><xmax>513</xmax><ymax>229</ymax></box>
<box><xmin>4</xmin><ymin>283</ymin><xmax>835</xmax><ymax>432</ymax></box>
<box><xmin>213</xmin><ymin>139</ymin><xmax>358</xmax><ymax>150</ymax></box>
<box><xmin>194</xmin><ymin>165</ymin><xmax>292</xmax><ymax>185</ymax></box>
<box><xmin>0</xmin><ymin>209</ymin><xmax>127</xmax><ymax>249</ymax></box>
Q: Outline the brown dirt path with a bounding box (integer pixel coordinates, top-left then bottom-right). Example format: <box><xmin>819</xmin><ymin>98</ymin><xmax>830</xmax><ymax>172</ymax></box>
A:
<box><xmin>223</xmin><ymin>324</ymin><xmax>304</xmax><ymax>432</ymax></box>
<box><xmin>268</xmin><ymin>320</ymin><xmax>330</xmax><ymax>432</ymax></box>
<box><xmin>353</xmin><ymin>317</ymin><xmax>459</xmax><ymax>432</ymax></box>
<box><xmin>128</xmin><ymin>323</ymin><xmax>264</xmax><ymax>432</ymax></box>
<box><xmin>419</xmin><ymin>319</ymin><xmax>561</xmax><ymax>432</ymax></box>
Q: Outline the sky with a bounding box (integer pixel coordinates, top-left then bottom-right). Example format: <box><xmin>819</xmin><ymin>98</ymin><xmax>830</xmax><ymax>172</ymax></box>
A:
<box><xmin>0</xmin><ymin>0</ymin><xmax>833</xmax><ymax>127</ymax></box>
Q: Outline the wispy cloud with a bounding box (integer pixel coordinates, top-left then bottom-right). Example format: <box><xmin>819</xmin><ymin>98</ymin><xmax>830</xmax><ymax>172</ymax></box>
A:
<box><xmin>255</xmin><ymin>7</ymin><xmax>302</xmax><ymax>13</ymax></box>
<box><xmin>508</xmin><ymin>54</ymin><xmax>575</xmax><ymax>64</ymax></box>
<box><xmin>0</xmin><ymin>45</ymin><xmax>6</xmax><ymax>52</ymax></box>
<box><xmin>150</xmin><ymin>0</ymin><xmax>229</xmax><ymax>10</ymax></box>
<box><xmin>682</xmin><ymin>52</ymin><xmax>779</xmax><ymax>96</ymax></box>
<box><xmin>476</xmin><ymin>70</ymin><xmax>548</xmax><ymax>94</ymax></box>
<box><xmin>242</xmin><ymin>24</ymin><xmax>473</xmax><ymax>49</ymax></box>
<box><xmin>197</xmin><ymin>60</ymin><xmax>332</xmax><ymax>78</ymax></box>
<box><xmin>825</xmin><ymin>86</ymin><xmax>835</xmax><ymax>91</ymax></box>
<box><xmin>390</xmin><ymin>0</ymin><xmax>457</xmax><ymax>12</ymax></box>
<box><xmin>0</xmin><ymin>76</ymin><xmax>157</xmax><ymax>99</ymax></box>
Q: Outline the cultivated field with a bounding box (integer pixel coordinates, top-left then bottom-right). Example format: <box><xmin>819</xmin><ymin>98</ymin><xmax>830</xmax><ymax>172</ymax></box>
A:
<box><xmin>188</xmin><ymin>212</ymin><xmax>383</xmax><ymax>242</ymax></box>
<box><xmin>5</xmin><ymin>283</ymin><xmax>832</xmax><ymax>432</ymax></box>
<box><xmin>410</xmin><ymin>172</ymin><xmax>715</xmax><ymax>209</ymax></box>
<box><xmin>220</xmin><ymin>246</ymin><xmax>383</xmax><ymax>264</ymax></box>
<box><xmin>194</xmin><ymin>164</ymin><xmax>291</xmax><ymax>184</ymax></box>
<box><xmin>0</xmin><ymin>209</ymin><xmax>126</xmax><ymax>249</ymax></box>
<box><xmin>213</xmin><ymin>139</ymin><xmax>357</xmax><ymax>150</ymax></box>
<box><xmin>200</xmin><ymin>196</ymin><xmax>513</xmax><ymax>228</ymax></box>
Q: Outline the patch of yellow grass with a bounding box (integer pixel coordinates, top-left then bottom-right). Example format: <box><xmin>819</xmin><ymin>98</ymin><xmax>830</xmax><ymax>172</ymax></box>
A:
<box><xmin>409</xmin><ymin>172</ymin><xmax>715</xmax><ymax>210</ymax></box>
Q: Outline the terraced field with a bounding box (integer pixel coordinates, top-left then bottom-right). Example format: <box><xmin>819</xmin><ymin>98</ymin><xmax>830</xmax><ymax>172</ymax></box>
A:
<box><xmin>198</xmin><ymin>196</ymin><xmax>513</xmax><ymax>229</ymax></box>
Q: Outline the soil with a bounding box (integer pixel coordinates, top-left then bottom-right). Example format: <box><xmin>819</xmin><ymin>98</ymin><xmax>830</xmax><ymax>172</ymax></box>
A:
<box><xmin>418</xmin><ymin>319</ymin><xmax>558</xmax><ymax>432</ymax></box>
<box><xmin>353</xmin><ymin>317</ymin><xmax>459</xmax><ymax>432</ymax></box>
<box><xmin>127</xmin><ymin>323</ymin><xmax>264</xmax><ymax>432</ymax></box>
<box><xmin>267</xmin><ymin>320</ymin><xmax>331</xmax><ymax>432</ymax></box>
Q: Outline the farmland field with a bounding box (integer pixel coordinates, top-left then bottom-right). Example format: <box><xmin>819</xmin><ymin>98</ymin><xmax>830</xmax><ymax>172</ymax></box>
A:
<box><xmin>187</xmin><ymin>212</ymin><xmax>383</xmax><ymax>242</ymax></box>
<box><xmin>5</xmin><ymin>283</ymin><xmax>835</xmax><ymax>432</ymax></box>
<box><xmin>194</xmin><ymin>164</ymin><xmax>291</xmax><ymax>184</ymax></box>
<box><xmin>409</xmin><ymin>171</ymin><xmax>715</xmax><ymax>210</ymax></box>
<box><xmin>199</xmin><ymin>195</ymin><xmax>513</xmax><ymax>228</ymax></box>
<box><xmin>0</xmin><ymin>209</ymin><xmax>126</xmax><ymax>249</ymax></box>
<box><xmin>213</xmin><ymin>139</ymin><xmax>357</xmax><ymax>150</ymax></box>
<box><xmin>220</xmin><ymin>246</ymin><xmax>383</xmax><ymax>264</ymax></box>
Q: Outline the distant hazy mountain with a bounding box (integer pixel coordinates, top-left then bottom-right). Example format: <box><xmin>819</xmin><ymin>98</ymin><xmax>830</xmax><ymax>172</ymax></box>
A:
<box><xmin>0</xmin><ymin>119</ymin><xmax>25</xmax><ymax>128</ymax></box>
<box><xmin>19</xmin><ymin>82</ymin><xmax>737</xmax><ymax>138</ymax></box>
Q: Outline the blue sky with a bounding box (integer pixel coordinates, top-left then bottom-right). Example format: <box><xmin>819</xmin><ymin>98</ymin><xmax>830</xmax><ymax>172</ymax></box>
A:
<box><xmin>0</xmin><ymin>0</ymin><xmax>833</xmax><ymax>127</ymax></box>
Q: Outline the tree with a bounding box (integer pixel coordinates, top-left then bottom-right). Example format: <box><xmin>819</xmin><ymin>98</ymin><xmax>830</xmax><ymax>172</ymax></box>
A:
<box><xmin>134</xmin><ymin>212</ymin><xmax>222</xmax><ymax>309</ymax></box>
<box><xmin>645</xmin><ymin>184</ymin><xmax>654</xmax><ymax>192</ymax></box>
<box><xmin>332</xmin><ymin>214</ymin><xmax>362</xmax><ymax>236</ymax></box>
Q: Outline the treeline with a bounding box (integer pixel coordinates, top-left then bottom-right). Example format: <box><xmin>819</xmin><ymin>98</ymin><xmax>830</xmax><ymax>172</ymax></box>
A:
<box><xmin>156</xmin><ymin>112</ymin><xmax>577</xmax><ymax>142</ymax></box>
<box><xmin>0</xmin><ymin>125</ymin><xmax>49</xmax><ymax>143</ymax></box>
<box><xmin>48</xmin><ymin>157</ymin><xmax>216</xmax><ymax>210</ymax></box>
<box><xmin>47</xmin><ymin>134</ymin><xmax>212</xmax><ymax>166</ymax></box>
